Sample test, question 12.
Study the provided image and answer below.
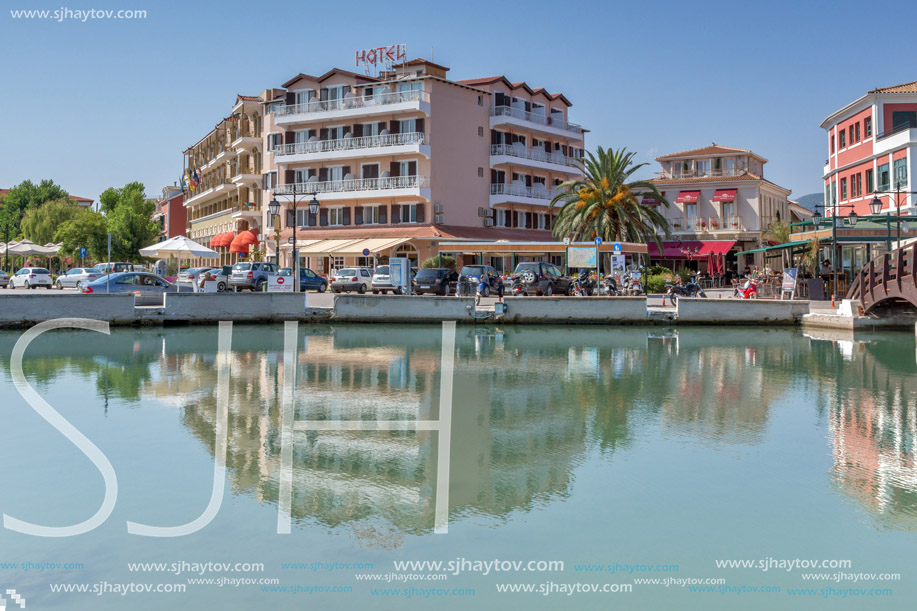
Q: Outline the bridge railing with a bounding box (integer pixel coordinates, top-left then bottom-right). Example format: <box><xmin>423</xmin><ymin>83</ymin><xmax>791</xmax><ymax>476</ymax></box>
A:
<box><xmin>847</xmin><ymin>242</ymin><xmax>917</xmax><ymax>312</ymax></box>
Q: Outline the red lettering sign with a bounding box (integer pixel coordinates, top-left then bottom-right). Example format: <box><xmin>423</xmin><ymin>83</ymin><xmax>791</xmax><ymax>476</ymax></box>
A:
<box><xmin>355</xmin><ymin>44</ymin><xmax>407</xmax><ymax>70</ymax></box>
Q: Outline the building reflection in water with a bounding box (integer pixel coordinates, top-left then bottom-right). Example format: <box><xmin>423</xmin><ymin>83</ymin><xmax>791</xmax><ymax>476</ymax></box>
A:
<box><xmin>0</xmin><ymin>324</ymin><xmax>915</xmax><ymax>533</ymax></box>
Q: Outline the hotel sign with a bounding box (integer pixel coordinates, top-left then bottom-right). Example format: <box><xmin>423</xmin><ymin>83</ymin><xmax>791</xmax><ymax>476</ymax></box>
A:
<box><xmin>355</xmin><ymin>44</ymin><xmax>406</xmax><ymax>73</ymax></box>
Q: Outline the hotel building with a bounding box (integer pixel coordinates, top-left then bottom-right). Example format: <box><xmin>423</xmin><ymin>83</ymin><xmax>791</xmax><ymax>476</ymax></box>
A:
<box><xmin>647</xmin><ymin>144</ymin><xmax>792</xmax><ymax>272</ymax></box>
<box><xmin>261</xmin><ymin>59</ymin><xmax>585</xmax><ymax>272</ymax></box>
<box><xmin>182</xmin><ymin>93</ymin><xmax>269</xmax><ymax>264</ymax></box>
<box><xmin>821</xmin><ymin>80</ymin><xmax>916</xmax><ymax>219</ymax></box>
<box><xmin>151</xmin><ymin>185</ymin><xmax>185</xmax><ymax>241</ymax></box>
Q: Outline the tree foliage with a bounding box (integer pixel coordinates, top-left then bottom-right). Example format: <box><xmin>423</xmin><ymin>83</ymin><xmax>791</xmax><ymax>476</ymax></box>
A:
<box><xmin>421</xmin><ymin>255</ymin><xmax>455</xmax><ymax>269</ymax></box>
<box><xmin>550</xmin><ymin>147</ymin><xmax>671</xmax><ymax>252</ymax></box>
<box><xmin>1</xmin><ymin>179</ymin><xmax>69</xmax><ymax>237</ymax></box>
<box><xmin>55</xmin><ymin>210</ymin><xmax>109</xmax><ymax>261</ymax></box>
<box><xmin>20</xmin><ymin>198</ymin><xmax>83</xmax><ymax>245</ymax></box>
<box><xmin>98</xmin><ymin>182</ymin><xmax>159</xmax><ymax>261</ymax></box>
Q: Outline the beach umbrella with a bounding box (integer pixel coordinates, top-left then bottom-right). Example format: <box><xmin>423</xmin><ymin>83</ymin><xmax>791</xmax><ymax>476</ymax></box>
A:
<box><xmin>139</xmin><ymin>235</ymin><xmax>219</xmax><ymax>259</ymax></box>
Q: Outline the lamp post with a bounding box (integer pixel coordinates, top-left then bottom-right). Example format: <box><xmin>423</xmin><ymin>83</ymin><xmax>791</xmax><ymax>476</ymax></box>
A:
<box><xmin>869</xmin><ymin>182</ymin><xmax>917</xmax><ymax>250</ymax></box>
<box><xmin>868</xmin><ymin>196</ymin><xmax>890</xmax><ymax>253</ymax></box>
<box><xmin>812</xmin><ymin>200</ymin><xmax>858</xmax><ymax>298</ymax></box>
<box><xmin>269</xmin><ymin>186</ymin><xmax>319</xmax><ymax>293</ymax></box>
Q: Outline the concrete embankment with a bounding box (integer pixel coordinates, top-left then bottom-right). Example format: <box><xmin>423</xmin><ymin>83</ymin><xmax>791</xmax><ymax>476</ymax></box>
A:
<box><xmin>2</xmin><ymin>292</ymin><xmax>907</xmax><ymax>329</ymax></box>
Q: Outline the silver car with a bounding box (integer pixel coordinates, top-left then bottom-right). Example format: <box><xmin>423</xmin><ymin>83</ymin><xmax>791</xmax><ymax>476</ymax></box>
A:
<box><xmin>56</xmin><ymin>267</ymin><xmax>103</xmax><ymax>290</ymax></box>
<box><xmin>176</xmin><ymin>267</ymin><xmax>215</xmax><ymax>288</ymax></box>
<box><xmin>0</xmin><ymin>270</ymin><xmax>9</xmax><ymax>288</ymax></box>
<box><xmin>197</xmin><ymin>266</ymin><xmax>232</xmax><ymax>292</ymax></box>
<box><xmin>81</xmin><ymin>272</ymin><xmax>191</xmax><ymax>305</ymax></box>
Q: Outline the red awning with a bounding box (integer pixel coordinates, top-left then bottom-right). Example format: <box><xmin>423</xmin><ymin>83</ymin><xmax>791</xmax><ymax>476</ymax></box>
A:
<box><xmin>647</xmin><ymin>240</ymin><xmax>736</xmax><ymax>258</ymax></box>
<box><xmin>213</xmin><ymin>232</ymin><xmax>234</xmax><ymax>248</ymax></box>
<box><xmin>229</xmin><ymin>230</ymin><xmax>259</xmax><ymax>254</ymax></box>
<box><xmin>675</xmin><ymin>190</ymin><xmax>700</xmax><ymax>204</ymax></box>
<box><xmin>712</xmin><ymin>189</ymin><xmax>737</xmax><ymax>202</ymax></box>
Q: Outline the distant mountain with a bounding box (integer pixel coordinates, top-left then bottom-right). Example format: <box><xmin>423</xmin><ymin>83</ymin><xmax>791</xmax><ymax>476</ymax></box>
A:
<box><xmin>794</xmin><ymin>193</ymin><xmax>823</xmax><ymax>211</ymax></box>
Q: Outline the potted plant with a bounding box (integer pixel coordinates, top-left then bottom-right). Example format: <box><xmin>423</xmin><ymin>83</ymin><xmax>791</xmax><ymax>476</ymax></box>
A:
<box><xmin>710</xmin><ymin>220</ymin><xmax>719</xmax><ymax>229</ymax></box>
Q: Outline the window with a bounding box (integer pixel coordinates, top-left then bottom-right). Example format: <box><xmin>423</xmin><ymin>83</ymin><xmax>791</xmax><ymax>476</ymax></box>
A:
<box><xmin>293</xmin><ymin>129</ymin><xmax>309</xmax><ymax>144</ymax></box>
<box><xmin>295</xmin><ymin>208</ymin><xmax>309</xmax><ymax>227</ymax></box>
<box><xmin>478</xmin><ymin>95</ymin><xmax>483</xmax><ymax>106</ymax></box>
<box><xmin>536</xmin><ymin>213</ymin><xmax>549</xmax><ymax>230</ymax></box>
<box><xmin>892</xmin><ymin>111</ymin><xmax>917</xmax><ymax>130</ymax></box>
<box><xmin>399</xmin><ymin>161</ymin><xmax>416</xmax><ymax>177</ymax></box>
<box><xmin>363</xmin><ymin>122</ymin><xmax>380</xmax><ymax>137</ymax></box>
<box><xmin>361</xmin><ymin>163</ymin><xmax>379</xmax><ymax>179</ymax></box>
<box><xmin>855</xmin><ymin>122</ymin><xmax>860</xmax><ymax>142</ymax></box>
<box><xmin>294</xmin><ymin>90</ymin><xmax>315</xmax><ymax>106</ymax></box>
<box><xmin>478</xmin><ymin>126</ymin><xmax>484</xmax><ymax>137</ymax></box>
<box><xmin>848</xmin><ymin>126</ymin><xmax>854</xmax><ymax>145</ymax></box>
<box><xmin>294</xmin><ymin>168</ymin><xmax>310</xmax><ymax>183</ymax></box>
<box><xmin>856</xmin><ymin>173</ymin><xmax>862</xmax><ymax>197</ymax></box>
<box><xmin>830</xmin><ymin>134</ymin><xmax>835</xmax><ymax>153</ymax></box>
<box><xmin>839</xmin><ymin>130</ymin><xmax>846</xmax><ymax>148</ymax></box>
<box><xmin>332</xmin><ymin>256</ymin><xmax>345</xmax><ymax>268</ymax></box>
<box><xmin>495</xmin><ymin>209</ymin><xmax>509</xmax><ymax>227</ymax></box>
<box><xmin>327</xmin><ymin>125</ymin><xmax>346</xmax><ymax>140</ymax></box>
<box><xmin>695</xmin><ymin>160</ymin><xmax>710</xmax><ymax>176</ymax></box>
<box><xmin>893</xmin><ymin>158</ymin><xmax>908</xmax><ymax>187</ymax></box>
<box><xmin>866</xmin><ymin>168</ymin><xmax>874</xmax><ymax>194</ymax></box>
<box><xmin>329</xmin><ymin>166</ymin><xmax>344</xmax><ymax>182</ymax></box>
<box><xmin>267</xmin><ymin>132</ymin><xmax>282</xmax><ymax>151</ymax></box>
<box><xmin>477</xmin><ymin>167</ymin><xmax>484</xmax><ymax>177</ymax></box>
<box><xmin>865</xmin><ymin>117</ymin><xmax>872</xmax><ymax>138</ymax></box>
<box><xmin>400</xmin><ymin>203</ymin><xmax>419</xmax><ymax>223</ymax></box>
<box><xmin>329</xmin><ymin>207</ymin><xmax>344</xmax><ymax>226</ymax></box>
<box><xmin>685</xmin><ymin>203</ymin><xmax>698</xmax><ymax>221</ymax></box>
<box><xmin>363</xmin><ymin>205</ymin><xmax>381</xmax><ymax>225</ymax></box>
<box><xmin>831</xmin><ymin>181</ymin><xmax>836</xmax><ymax>204</ymax></box>
<box><xmin>840</xmin><ymin>177</ymin><xmax>847</xmax><ymax>200</ymax></box>
<box><xmin>263</xmin><ymin>171</ymin><xmax>278</xmax><ymax>190</ymax></box>
<box><xmin>878</xmin><ymin>163</ymin><xmax>890</xmax><ymax>191</ymax></box>
<box><xmin>399</xmin><ymin>118</ymin><xmax>416</xmax><ymax>134</ymax></box>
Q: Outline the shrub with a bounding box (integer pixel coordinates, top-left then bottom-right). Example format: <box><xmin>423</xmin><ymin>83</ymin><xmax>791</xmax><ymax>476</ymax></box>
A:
<box><xmin>677</xmin><ymin>268</ymin><xmax>693</xmax><ymax>283</ymax></box>
<box><xmin>645</xmin><ymin>274</ymin><xmax>669</xmax><ymax>294</ymax></box>
<box><xmin>421</xmin><ymin>255</ymin><xmax>455</xmax><ymax>269</ymax></box>
<box><xmin>647</xmin><ymin>265</ymin><xmax>672</xmax><ymax>276</ymax></box>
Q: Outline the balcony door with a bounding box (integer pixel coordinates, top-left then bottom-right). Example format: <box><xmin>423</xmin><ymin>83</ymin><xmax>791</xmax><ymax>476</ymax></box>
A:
<box><xmin>684</xmin><ymin>203</ymin><xmax>698</xmax><ymax>228</ymax></box>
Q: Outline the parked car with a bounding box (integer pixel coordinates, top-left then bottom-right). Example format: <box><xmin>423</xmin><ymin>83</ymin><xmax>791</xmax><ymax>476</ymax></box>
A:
<box><xmin>457</xmin><ymin>265</ymin><xmax>503</xmax><ymax>297</ymax></box>
<box><xmin>177</xmin><ymin>267</ymin><xmax>216</xmax><ymax>289</ymax></box>
<box><xmin>10</xmin><ymin>267</ymin><xmax>53</xmax><ymax>289</ymax></box>
<box><xmin>371</xmin><ymin>265</ymin><xmax>396</xmax><ymax>294</ymax></box>
<box><xmin>0</xmin><ymin>270</ymin><xmax>9</xmax><ymax>288</ymax></box>
<box><xmin>511</xmin><ymin>262</ymin><xmax>573</xmax><ymax>296</ymax></box>
<box><xmin>278</xmin><ymin>267</ymin><xmax>328</xmax><ymax>292</ymax></box>
<box><xmin>96</xmin><ymin>262</ymin><xmax>137</xmax><ymax>274</ymax></box>
<box><xmin>229</xmin><ymin>261</ymin><xmax>279</xmax><ymax>292</ymax></box>
<box><xmin>197</xmin><ymin>266</ymin><xmax>232</xmax><ymax>292</ymax></box>
<box><xmin>56</xmin><ymin>267</ymin><xmax>103</xmax><ymax>290</ymax></box>
<box><xmin>80</xmin><ymin>272</ymin><xmax>189</xmax><ymax>305</ymax></box>
<box><xmin>413</xmin><ymin>268</ymin><xmax>459</xmax><ymax>296</ymax></box>
<box><xmin>330</xmin><ymin>268</ymin><xmax>373</xmax><ymax>293</ymax></box>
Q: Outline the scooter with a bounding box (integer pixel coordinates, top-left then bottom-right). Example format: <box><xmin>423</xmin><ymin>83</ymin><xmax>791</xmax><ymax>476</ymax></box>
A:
<box><xmin>622</xmin><ymin>271</ymin><xmax>643</xmax><ymax>296</ymax></box>
<box><xmin>733</xmin><ymin>277</ymin><xmax>759</xmax><ymax>299</ymax></box>
<box><xmin>571</xmin><ymin>270</ymin><xmax>595</xmax><ymax>296</ymax></box>
<box><xmin>601</xmin><ymin>276</ymin><xmax>620</xmax><ymax>296</ymax></box>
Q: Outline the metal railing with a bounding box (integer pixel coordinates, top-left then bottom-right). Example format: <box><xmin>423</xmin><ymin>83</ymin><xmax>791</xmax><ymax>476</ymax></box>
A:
<box><xmin>274</xmin><ymin>90</ymin><xmax>429</xmax><ymax>117</ymax></box>
<box><xmin>668</xmin><ymin>216</ymin><xmax>747</xmax><ymax>232</ymax></box>
<box><xmin>272</xmin><ymin>132</ymin><xmax>425</xmax><ymax>156</ymax></box>
<box><xmin>876</xmin><ymin>122</ymin><xmax>916</xmax><ymax>140</ymax></box>
<box><xmin>654</xmin><ymin>168</ymin><xmax>750</xmax><ymax>179</ymax></box>
<box><xmin>490</xmin><ymin>183</ymin><xmax>556</xmax><ymax>200</ymax></box>
<box><xmin>490</xmin><ymin>105</ymin><xmax>582</xmax><ymax>134</ymax></box>
<box><xmin>276</xmin><ymin>175</ymin><xmax>427</xmax><ymax>195</ymax></box>
<box><xmin>490</xmin><ymin>143</ymin><xmax>573</xmax><ymax>166</ymax></box>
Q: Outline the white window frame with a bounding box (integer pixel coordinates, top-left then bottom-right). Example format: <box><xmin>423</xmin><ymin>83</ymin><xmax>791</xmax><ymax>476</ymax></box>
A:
<box><xmin>294</xmin><ymin>168</ymin><xmax>311</xmax><ymax>183</ymax></box>
<box><xmin>294</xmin><ymin>90</ymin><xmax>314</xmax><ymax>106</ymax></box>
<box><xmin>399</xmin><ymin>161</ymin><xmax>416</xmax><ymax>177</ymax></box>
<box><xmin>329</xmin><ymin>166</ymin><xmax>345</xmax><ymax>182</ymax></box>
<box><xmin>327</xmin><ymin>125</ymin><xmax>347</xmax><ymax>140</ymax></box>
<box><xmin>363</xmin><ymin>204</ymin><xmax>381</xmax><ymax>225</ymax></box>
<box><xmin>295</xmin><ymin>208</ymin><xmax>309</xmax><ymax>227</ymax></box>
<box><xmin>361</xmin><ymin>163</ymin><xmax>380</xmax><ymax>179</ymax></box>
<box><xmin>401</xmin><ymin>203</ymin><xmax>419</xmax><ymax>223</ymax></box>
<box><xmin>400</xmin><ymin>118</ymin><xmax>417</xmax><ymax>134</ymax></box>
<box><xmin>328</xmin><ymin>206</ymin><xmax>345</xmax><ymax>226</ymax></box>
<box><xmin>363</xmin><ymin>122</ymin><xmax>380</xmax><ymax>137</ymax></box>
<box><xmin>332</xmin><ymin>256</ymin><xmax>345</xmax><ymax>268</ymax></box>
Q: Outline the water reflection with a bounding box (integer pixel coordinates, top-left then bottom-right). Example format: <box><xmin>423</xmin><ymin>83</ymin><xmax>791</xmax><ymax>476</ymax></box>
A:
<box><xmin>1</xmin><ymin>324</ymin><xmax>915</xmax><ymax>533</ymax></box>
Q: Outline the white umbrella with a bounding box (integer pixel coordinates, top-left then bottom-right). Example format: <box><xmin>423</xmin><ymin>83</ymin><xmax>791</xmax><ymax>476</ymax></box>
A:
<box><xmin>8</xmin><ymin>239</ymin><xmax>45</xmax><ymax>256</ymax></box>
<box><xmin>139</xmin><ymin>235</ymin><xmax>219</xmax><ymax>259</ymax></box>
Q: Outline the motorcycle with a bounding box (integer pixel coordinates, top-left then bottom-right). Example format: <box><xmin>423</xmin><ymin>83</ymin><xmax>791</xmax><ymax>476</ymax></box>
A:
<box><xmin>665</xmin><ymin>274</ymin><xmax>707</xmax><ymax>305</ymax></box>
<box><xmin>571</xmin><ymin>270</ymin><xmax>596</xmax><ymax>296</ymax></box>
<box><xmin>733</xmin><ymin>277</ymin><xmax>759</xmax><ymax>299</ymax></box>
<box><xmin>621</xmin><ymin>271</ymin><xmax>643</xmax><ymax>296</ymax></box>
<box><xmin>601</xmin><ymin>275</ymin><xmax>620</xmax><ymax>296</ymax></box>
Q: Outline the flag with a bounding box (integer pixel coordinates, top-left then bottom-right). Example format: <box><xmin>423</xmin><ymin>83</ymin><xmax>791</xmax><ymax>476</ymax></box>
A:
<box><xmin>183</xmin><ymin>172</ymin><xmax>191</xmax><ymax>192</ymax></box>
<box><xmin>180</xmin><ymin>174</ymin><xmax>187</xmax><ymax>193</ymax></box>
<box><xmin>192</xmin><ymin>170</ymin><xmax>199</xmax><ymax>186</ymax></box>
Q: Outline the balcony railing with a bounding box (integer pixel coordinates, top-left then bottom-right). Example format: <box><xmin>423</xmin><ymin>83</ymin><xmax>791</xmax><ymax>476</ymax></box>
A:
<box><xmin>272</xmin><ymin>132</ymin><xmax>425</xmax><ymax>157</ymax></box>
<box><xmin>490</xmin><ymin>182</ymin><xmax>557</xmax><ymax>200</ymax></box>
<box><xmin>274</xmin><ymin>90</ymin><xmax>429</xmax><ymax>117</ymax></box>
<box><xmin>276</xmin><ymin>175</ymin><xmax>427</xmax><ymax>195</ymax></box>
<box><xmin>654</xmin><ymin>168</ymin><xmax>750</xmax><ymax>179</ymax></box>
<box><xmin>668</xmin><ymin>216</ymin><xmax>747</xmax><ymax>232</ymax></box>
<box><xmin>490</xmin><ymin>105</ymin><xmax>582</xmax><ymax>134</ymax></box>
<box><xmin>490</xmin><ymin>143</ymin><xmax>574</xmax><ymax>166</ymax></box>
<box><xmin>876</xmin><ymin>121</ymin><xmax>916</xmax><ymax>140</ymax></box>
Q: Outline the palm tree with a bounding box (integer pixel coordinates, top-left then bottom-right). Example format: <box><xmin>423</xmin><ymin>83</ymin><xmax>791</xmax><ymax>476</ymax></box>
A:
<box><xmin>550</xmin><ymin>147</ymin><xmax>671</xmax><ymax>255</ymax></box>
<box><xmin>761</xmin><ymin>219</ymin><xmax>791</xmax><ymax>269</ymax></box>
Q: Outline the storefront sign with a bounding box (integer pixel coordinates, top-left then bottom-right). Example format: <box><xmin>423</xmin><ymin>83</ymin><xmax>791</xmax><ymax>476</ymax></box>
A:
<box><xmin>781</xmin><ymin>268</ymin><xmax>798</xmax><ymax>300</ymax></box>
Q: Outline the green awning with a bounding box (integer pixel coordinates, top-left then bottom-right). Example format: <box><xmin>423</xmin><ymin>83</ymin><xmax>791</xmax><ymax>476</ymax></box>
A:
<box><xmin>735</xmin><ymin>240</ymin><xmax>811</xmax><ymax>256</ymax></box>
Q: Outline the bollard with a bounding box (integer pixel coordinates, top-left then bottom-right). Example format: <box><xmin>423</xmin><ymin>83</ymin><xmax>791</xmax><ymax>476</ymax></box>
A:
<box><xmin>661</xmin><ymin>293</ymin><xmax>666</xmax><ymax>307</ymax></box>
<box><xmin>831</xmin><ymin>293</ymin><xmax>835</xmax><ymax>308</ymax></box>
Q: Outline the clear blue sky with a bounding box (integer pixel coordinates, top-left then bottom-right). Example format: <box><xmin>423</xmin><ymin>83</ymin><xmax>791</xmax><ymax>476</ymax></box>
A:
<box><xmin>1</xmin><ymin>0</ymin><xmax>914</xmax><ymax>203</ymax></box>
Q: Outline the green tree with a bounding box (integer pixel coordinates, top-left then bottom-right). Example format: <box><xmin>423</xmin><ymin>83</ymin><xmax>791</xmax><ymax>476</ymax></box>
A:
<box><xmin>100</xmin><ymin>182</ymin><xmax>158</xmax><ymax>261</ymax></box>
<box><xmin>550</xmin><ymin>147</ymin><xmax>671</xmax><ymax>254</ymax></box>
<box><xmin>1</xmin><ymin>180</ymin><xmax>69</xmax><ymax>234</ymax></box>
<box><xmin>762</xmin><ymin>219</ymin><xmax>792</xmax><ymax>268</ymax></box>
<box><xmin>55</xmin><ymin>210</ymin><xmax>109</xmax><ymax>261</ymax></box>
<box><xmin>20</xmin><ymin>198</ymin><xmax>83</xmax><ymax>245</ymax></box>
<box><xmin>421</xmin><ymin>255</ymin><xmax>455</xmax><ymax>269</ymax></box>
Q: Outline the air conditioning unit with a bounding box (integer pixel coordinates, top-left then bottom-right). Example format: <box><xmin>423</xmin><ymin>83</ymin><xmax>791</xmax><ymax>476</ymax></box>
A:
<box><xmin>483</xmin><ymin>208</ymin><xmax>494</xmax><ymax>218</ymax></box>
<box><xmin>434</xmin><ymin>203</ymin><xmax>444</xmax><ymax>214</ymax></box>
<box><xmin>477</xmin><ymin>206</ymin><xmax>485</xmax><ymax>217</ymax></box>
<box><xmin>483</xmin><ymin>218</ymin><xmax>494</xmax><ymax>227</ymax></box>
<box><xmin>434</xmin><ymin>213</ymin><xmax>445</xmax><ymax>224</ymax></box>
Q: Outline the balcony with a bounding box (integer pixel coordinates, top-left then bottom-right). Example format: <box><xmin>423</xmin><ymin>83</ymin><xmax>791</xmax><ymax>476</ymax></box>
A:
<box><xmin>489</xmin><ymin>182</ymin><xmax>558</xmax><ymax>207</ymax></box>
<box><xmin>490</xmin><ymin>144</ymin><xmax>579</xmax><ymax>174</ymax></box>
<box><xmin>182</xmin><ymin>179</ymin><xmax>235</xmax><ymax>208</ymax></box>
<box><xmin>273</xmin><ymin>90</ymin><xmax>431</xmax><ymax>125</ymax></box>
<box><xmin>654</xmin><ymin>168</ymin><xmax>750</xmax><ymax>180</ymax></box>
<box><xmin>489</xmin><ymin>105</ymin><xmax>583</xmax><ymax>139</ymax></box>
<box><xmin>668</xmin><ymin>216</ymin><xmax>749</xmax><ymax>233</ymax></box>
<box><xmin>275</xmin><ymin>175</ymin><xmax>429</xmax><ymax>202</ymax></box>
<box><xmin>231</xmin><ymin>202</ymin><xmax>261</xmax><ymax>222</ymax></box>
<box><xmin>272</xmin><ymin>132</ymin><xmax>429</xmax><ymax>164</ymax></box>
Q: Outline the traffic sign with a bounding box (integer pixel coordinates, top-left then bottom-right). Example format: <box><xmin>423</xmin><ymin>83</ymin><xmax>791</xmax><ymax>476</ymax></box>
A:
<box><xmin>362</xmin><ymin>248</ymin><xmax>371</xmax><ymax>256</ymax></box>
<box><xmin>80</xmin><ymin>248</ymin><xmax>87</xmax><ymax>257</ymax></box>
<box><xmin>288</xmin><ymin>237</ymin><xmax>295</xmax><ymax>244</ymax></box>
<box><xmin>612</xmin><ymin>242</ymin><xmax>622</xmax><ymax>253</ymax></box>
<box><xmin>594</xmin><ymin>237</ymin><xmax>602</xmax><ymax>245</ymax></box>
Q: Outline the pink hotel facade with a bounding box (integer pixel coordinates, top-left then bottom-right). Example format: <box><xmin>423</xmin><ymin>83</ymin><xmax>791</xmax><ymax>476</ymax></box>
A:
<box><xmin>821</xmin><ymin>80</ymin><xmax>917</xmax><ymax>218</ymax></box>
<box><xmin>256</xmin><ymin>59</ymin><xmax>585</xmax><ymax>272</ymax></box>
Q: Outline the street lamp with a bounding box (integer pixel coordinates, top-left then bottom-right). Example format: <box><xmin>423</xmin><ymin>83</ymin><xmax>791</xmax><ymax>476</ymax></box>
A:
<box><xmin>868</xmin><ymin>196</ymin><xmax>891</xmax><ymax>252</ymax></box>
<box><xmin>812</xmin><ymin>198</ymin><xmax>856</xmax><ymax>298</ymax></box>
<box><xmin>847</xmin><ymin>210</ymin><xmax>858</xmax><ymax>226</ymax></box>
<box><xmin>870</xmin><ymin>182</ymin><xmax>917</xmax><ymax>249</ymax></box>
<box><xmin>268</xmin><ymin>199</ymin><xmax>281</xmax><ymax>266</ymax></box>
<box><xmin>270</xmin><ymin>186</ymin><xmax>319</xmax><ymax>292</ymax></box>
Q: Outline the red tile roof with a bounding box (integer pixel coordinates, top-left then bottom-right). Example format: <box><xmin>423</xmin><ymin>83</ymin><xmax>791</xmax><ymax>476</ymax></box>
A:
<box><xmin>650</xmin><ymin>172</ymin><xmax>764</xmax><ymax>185</ymax></box>
<box><xmin>868</xmin><ymin>80</ymin><xmax>917</xmax><ymax>94</ymax></box>
<box><xmin>282</xmin><ymin>68</ymin><xmax>378</xmax><ymax>89</ymax></box>
<box><xmin>236</xmin><ymin>94</ymin><xmax>260</xmax><ymax>102</ymax></box>
<box><xmin>656</xmin><ymin>144</ymin><xmax>761</xmax><ymax>160</ymax></box>
<box><xmin>456</xmin><ymin>76</ymin><xmax>571</xmax><ymax>106</ymax></box>
<box><xmin>402</xmin><ymin>58</ymin><xmax>450</xmax><ymax>72</ymax></box>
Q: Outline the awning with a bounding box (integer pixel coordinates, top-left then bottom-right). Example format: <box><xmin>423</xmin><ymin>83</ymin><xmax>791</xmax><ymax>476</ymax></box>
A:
<box><xmin>229</xmin><ymin>230</ymin><xmax>258</xmax><ymax>254</ymax></box>
<box><xmin>647</xmin><ymin>240</ymin><xmax>736</xmax><ymax>258</ymax></box>
<box><xmin>212</xmin><ymin>232</ymin><xmax>234</xmax><ymax>248</ymax></box>
<box><xmin>296</xmin><ymin>239</ymin><xmax>363</xmax><ymax>254</ymax></box>
<box><xmin>735</xmin><ymin>240</ymin><xmax>811</xmax><ymax>256</ymax></box>
<box><xmin>295</xmin><ymin>237</ymin><xmax>412</xmax><ymax>256</ymax></box>
<box><xmin>712</xmin><ymin>189</ymin><xmax>737</xmax><ymax>202</ymax></box>
<box><xmin>675</xmin><ymin>190</ymin><xmax>700</xmax><ymax>204</ymax></box>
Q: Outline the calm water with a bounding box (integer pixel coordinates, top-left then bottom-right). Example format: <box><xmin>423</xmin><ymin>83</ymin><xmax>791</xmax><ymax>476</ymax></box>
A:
<box><xmin>0</xmin><ymin>324</ymin><xmax>915</xmax><ymax>610</ymax></box>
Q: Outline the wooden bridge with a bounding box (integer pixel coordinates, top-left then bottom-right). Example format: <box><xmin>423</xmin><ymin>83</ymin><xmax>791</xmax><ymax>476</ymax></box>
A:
<box><xmin>847</xmin><ymin>242</ymin><xmax>917</xmax><ymax>314</ymax></box>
